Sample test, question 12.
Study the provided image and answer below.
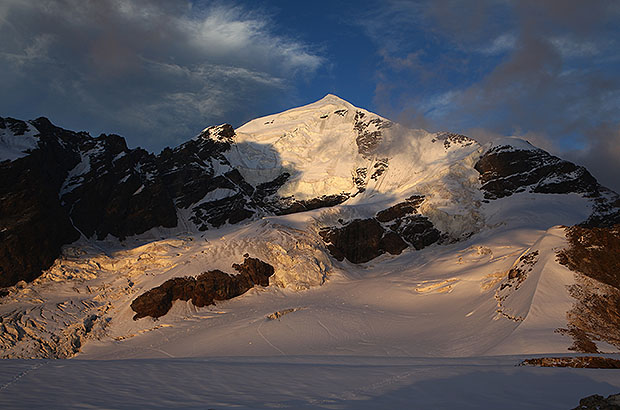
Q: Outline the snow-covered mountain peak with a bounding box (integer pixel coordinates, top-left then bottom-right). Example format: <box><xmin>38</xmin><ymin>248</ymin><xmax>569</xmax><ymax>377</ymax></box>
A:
<box><xmin>315</xmin><ymin>93</ymin><xmax>355</xmax><ymax>105</ymax></box>
<box><xmin>227</xmin><ymin>95</ymin><xmax>391</xmax><ymax>197</ymax></box>
<box><xmin>236</xmin><ymin>93</ymin><xmax>379</xmax><ymax>135</ymax></box>
<box><xmin>226</xmin><ymin>96</ymin><xmax>484</xmax><ymax>224</ymax></box>
<box><xmin>485</xmin><ymin>136</ymin><xmax>539</xmax><ymax>153</ymax></box>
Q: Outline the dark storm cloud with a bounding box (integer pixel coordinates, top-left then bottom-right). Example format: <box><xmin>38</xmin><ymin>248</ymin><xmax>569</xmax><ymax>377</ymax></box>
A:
<box><xmin>360</xmin><ymin>0</ymin><xmax>620</xmax><ymax>192</ymax></box>
<box><xmin>0</xmin><ymin>0</ymin><xmax>323</xmax><ymax>150</ymax></box>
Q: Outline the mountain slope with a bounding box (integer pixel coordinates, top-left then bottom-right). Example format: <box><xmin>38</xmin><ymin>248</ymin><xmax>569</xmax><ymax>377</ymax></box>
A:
<box><xmin>0</xmin><ymin>95</ymin><xmax>619</xmax><ymax>359</ymax></box>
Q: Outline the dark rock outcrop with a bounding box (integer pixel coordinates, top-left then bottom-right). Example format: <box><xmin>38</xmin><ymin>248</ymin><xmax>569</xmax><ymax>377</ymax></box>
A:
<box><xmin>520</xmin><ymin>356</ymin><xmax>620</xmax><ymax>369</ymax></box>
<box><xmin>376</xmin><ymin>196</ymin><xmax>425</xmax><ymax>222</ymax></box>
<box><xmin>556</xmin><ymin>224</ymin><xmax>620</xmax><ymax>352</ymax></box>
<box><xmin>499</xmin><ymin>250</ymin><xmax>539</xmax><ymax>291</ymax></box>
<box><xmin>320</xmin><ymin>218</ymin><xmax>408</xmax><ymax>263</ymax></box>
<box><xmin>130</xmin><ymin>256</ymin><xmax>274</xmax><ymax>320</ymax></box>
<box><xmin>475</xmin><ymin>142</ymin><xmax>620</xmax><ymax>228</ymax></box>
<box><xmin>558</xmin><ymin>225</ymin><xmax>620</xmax><ymax>290</ymax></box>
<box><xmin>158</xmin><ymin>124</ymin><xmax>259</xmax><ymax>231</ymax></box>
<box><xmin>276</xmin><ymin>193</ymin><xmax>350</xmax><ymax>216</ymax></box>
<box><xmin>353</xmin><ymin>111</ymin><xmax>392</xmax><ymax>158</ymax></box>
<box><xmin>433</xmin><ymin>132</ymin><xmax>475</xmax><ymax>150</ymax></box>
<box><xmin>392</xmin><ymin>214</ymin><xmax>441</xmax><ymax>250</ymax></box>
<box><xmin>60</xmin><ymin>134</ymin><xmax>178</xmax><ymax>240</ymax></box>
<box><xmin>572</xmin><ymin>393</ymin><xmax>620</xmax><ymax>410</ymax></box>
<box><xmin>475</xmin><ymin>145</ymin><xmax>599</xmax><ymax>200</ymax></box>
<box><xmin>319</xmin><ymin>196</ymin><xmax>440</xmax><ymax>263</ymax></box>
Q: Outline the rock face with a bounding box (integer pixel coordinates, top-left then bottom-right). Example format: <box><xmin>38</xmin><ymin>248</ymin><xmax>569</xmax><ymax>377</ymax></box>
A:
<box><xmin>474</xmin><ymin>144</ymin><xmax>598</xmax><ymax>199</ymax></box>
<box><xmin>130</xmin><ymin>257</ymin><xmax>274</xmax><ymax>319</ymax></box>
<box><xmin>60</xmin><ymin>132</ymin><xmax>177</xmax><ymax>240</ymax></box>
<box><xmin>353</xmin><ymin>110</ymin><xmax>392</xmax><ymax>158</ymax></box>
<box><xmin>320</xmin><ymin>218</ymin><xmax>408</xmax><ymax>263</ymax></box>
<box><xmin>276</xmin><ymin>193</ymin><xmax>350</xmax><ymax>216</ymax></box>
<box><xmin>319</xmin><ymin>195</ymin><xmax>440</xmax><ymax>263</ymax></box>
<box><xmin>433</xmin><ymin>132</ymin><xmax>476</xmax><ymax>150</ymax></box>
<box><xmin>0</xmin><ymin>117</ymin><xmax>194</xmax><ymax>286</ymax></box>
<box><xmin>474</xmin><ymin>142</ymin><xmax>620</xmax><ymax>228</ymax></box>
<box><xmin>556</xmin><ymin>224</ymin><xmax>620</xmax><ymax>352</ymax></box>
<box><xmin>0</xmin><ymin>118</ymin><xmax>80</xmax><ymax>287</ymax></box>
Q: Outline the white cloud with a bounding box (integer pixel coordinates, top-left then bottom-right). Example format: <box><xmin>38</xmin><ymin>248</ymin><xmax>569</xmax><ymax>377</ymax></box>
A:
<box><xmin>479</xmin><ymin>33</ymin><xmax>516</xmax><ymax>55</ymax></box>
<box><xmin>550</xmin><ymin>37</ymin><xmax>601</xmax><ymax>58</ymax></box>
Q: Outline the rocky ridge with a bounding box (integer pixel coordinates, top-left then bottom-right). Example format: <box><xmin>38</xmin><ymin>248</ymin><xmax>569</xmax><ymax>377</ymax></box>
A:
<box><xmin>474</xmin><ymin>140</ymin><xmax>620</xmax><ymax>228</ymax></box>
<box><xmin>1</xmin><ymin>95</ymin><xmax>619</xmax><ymax>291</ymax></box>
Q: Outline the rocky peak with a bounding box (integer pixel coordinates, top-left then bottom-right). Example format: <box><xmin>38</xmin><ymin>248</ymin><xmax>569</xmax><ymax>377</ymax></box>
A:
<box><xmin>474</xmin><ymin>144</ymin><xmax>599</xmax><ymax>199</ymax></box>
<box><xmin>3</xmin><ymin>117</ymin><xmax>29</xmax><ymax>136</ymax></box>
<box><xmin>199</xmin><ymin>123</ymin><xmax>236</xmax><ymax>144</ymax></box>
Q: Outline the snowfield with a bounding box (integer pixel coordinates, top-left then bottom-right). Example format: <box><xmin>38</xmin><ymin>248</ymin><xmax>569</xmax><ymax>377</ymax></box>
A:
<box><xmin>1</xmin><ymin>356</ymin><xmax>620</xmax><ymax>409</ymax></box>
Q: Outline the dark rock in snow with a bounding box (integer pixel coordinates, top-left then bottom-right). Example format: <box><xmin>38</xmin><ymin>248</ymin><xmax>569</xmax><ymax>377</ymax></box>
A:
<box><xmin>353</xmin><ymin>111</ymin><xmax>392</xmax><ymax>158</ymax></box>
<box><xmin>521</xmin><ymin>356</ymin><xmax>620</xmax><ymax>369</ymax></box>
<box><xmin>433</xmin><ymin>132</ymin><xmax>476</xmax><ymax>150</ymax></box>
<box><xmin>156</xmin><ymin>124</ymin><xmax>257</xmax><ymax>231</ymax></box>
<box><xmin>319</xmin><ymin>196</ymin><xmax>439</xmax><ymax>264</ymax></box>
<box><xmin>376</xmin><ymin>195</ymin><xmax>425</xmax><ymax>222</ymax></box>
<box><xmin>4</xmin><ymin>117</ymin><xmax>29</xmax><ymax>136</ymax></box>
<box><xmin>572</xmin><ymin>393</ymin><xmax>620</xmax><ymax>410</ymax></box>
<box><xmin>130</xmin><ymin>256</ymin><xmax>274</xmax><ymax>319</ymax></box>
<box><xmin>60</xmin><ymin>134</ymin><xmax>178</xmax><ymax>240</ymax></box>
<box><xmin>253</xmin><ymin>173</ymin><xmax>290</xmax><ymax>203</ymax></box>
<box><xmin>320</xmin><ymin>218</ymin><xmax>406</xmax><ymax>263</ymax></box>
<box><xmin>555</xmin><ymin>224</ymin><xmax>620</xmax><ymax>352</ymax></box>
<box><xmin>475</xmin><ymin>142</ymin><xmax>620</xmax><ymax>228</ymax></box>
<box><xmin>474</xmin><ymin>144</ymin><xmax>600</xmax><ymax>200</ymax></box>
<box><xmin>277</xmin><ymin>193</ymin><xmax>350</xmax><ymax>216</ymax></box>
<box><xmin>392</xmin><ymin>214</ymin><xmax>441</xmax><ymax>250</ymax></box>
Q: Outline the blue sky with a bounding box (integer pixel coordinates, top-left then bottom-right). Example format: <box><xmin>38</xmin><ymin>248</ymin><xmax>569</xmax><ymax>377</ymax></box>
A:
<box><xmin>1</xmin><ymin>0</ymin><xmax>619</xmax><ymax>190</ymax></box>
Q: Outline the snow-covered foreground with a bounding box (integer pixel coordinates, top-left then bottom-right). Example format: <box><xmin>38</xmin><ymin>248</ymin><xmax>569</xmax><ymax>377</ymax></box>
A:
<box><xmin>1</xmin><ymin>355</ymin><xmax>619</xmax><ymax>409</ymax></box>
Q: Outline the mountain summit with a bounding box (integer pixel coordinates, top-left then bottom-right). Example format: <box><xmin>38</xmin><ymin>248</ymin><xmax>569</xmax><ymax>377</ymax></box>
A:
<box><xmin>0</xmin><ymin>96</ymin><xmax>619</xmax><ymax>359</ymax></box>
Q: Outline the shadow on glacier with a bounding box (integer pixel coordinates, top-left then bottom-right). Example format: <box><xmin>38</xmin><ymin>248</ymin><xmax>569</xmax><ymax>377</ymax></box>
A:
<box><xmin>339</xmin><ymin>368</ymin><xmax>620</xmax><ymax>410</ymax></box>
<box><xmin>1</xmin><ymin>358</ymin><xmax>619</xmax><ymax>409</ymax></box>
